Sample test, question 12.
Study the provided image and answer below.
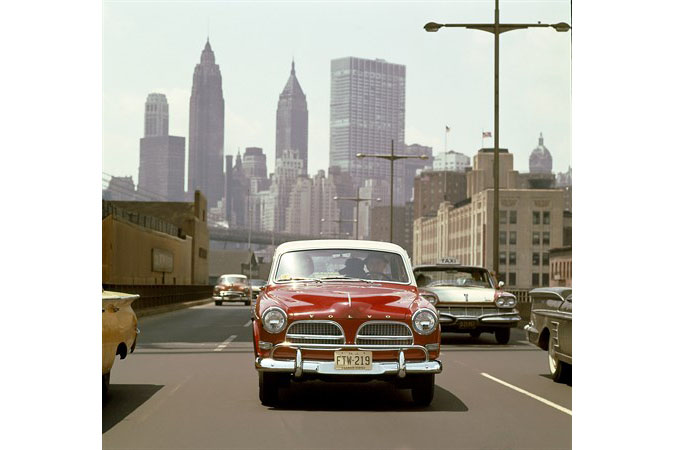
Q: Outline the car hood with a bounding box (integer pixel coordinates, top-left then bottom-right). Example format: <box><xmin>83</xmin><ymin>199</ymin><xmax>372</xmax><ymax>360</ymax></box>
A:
<box><xmin>423</xmin><ymin>286</ymin><xmax>496</xmax><ymax>304</ymax></box>
<box><xmin>266</xmin><ymin>282</ymin><xmax>418</xmax><ymax>320</ymax></box>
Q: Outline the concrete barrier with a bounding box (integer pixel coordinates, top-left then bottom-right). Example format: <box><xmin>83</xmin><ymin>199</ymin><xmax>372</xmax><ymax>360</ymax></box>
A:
<box><xmin>102</xmin><ymin>284</ymin><xmax>213</xmax><ymax>311</ymax></box>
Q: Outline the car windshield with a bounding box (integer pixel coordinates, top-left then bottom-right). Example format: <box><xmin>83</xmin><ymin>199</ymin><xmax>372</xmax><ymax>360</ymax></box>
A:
<box><xmin>250</xmin><ymin>279</ymin><xmax>266</xmax><ymax>287</ymax></box>
<box><xmin>414</xmin><ymin>267</ymin><xmax>494</xmax><ymax>288</ymax></box>
<box><xmin>218</xmin><ymin>276</ymin><xmax>246</xmax><ymax>284</ymax></box>
<box><xmin>274</xmin><ymin>249</ymin><xmax>410</xmax><ymax>283</ymax></box>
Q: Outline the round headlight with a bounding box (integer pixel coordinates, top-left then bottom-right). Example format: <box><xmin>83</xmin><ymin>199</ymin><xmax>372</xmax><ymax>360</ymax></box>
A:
<box><xmin>412</xmin><ymin>308</ymin><xmax>438</xmax><ymax>335</ymax></box>
<box><xmin>496</xmin><ymin>295</ymin><xmax>516</xmax><ymax>308</ymax></box>
<box><xmin>420</xmin><ymin>293</ymin><xmax>438</xmax><ymax>306</ymax></box>
<box><xmin>262</xmin><ymin>307</ymin><xmax>287</xmax><ymax>334</ymax></box>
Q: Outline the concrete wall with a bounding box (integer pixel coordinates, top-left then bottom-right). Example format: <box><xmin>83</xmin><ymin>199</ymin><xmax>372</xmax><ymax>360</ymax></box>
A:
<box><xmin>102</xmin><ymin>215</ymin><xmax>193</xmax><ymax>285</ymax></box>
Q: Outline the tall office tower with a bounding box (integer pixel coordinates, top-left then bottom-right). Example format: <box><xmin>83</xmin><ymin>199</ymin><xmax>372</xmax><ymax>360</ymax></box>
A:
<box><xmin>276</xmin><ymin>61</ymin><xmax>309</xmax><ymax>175</ymax></box>
<box><xmin>138</xmin><ymin>93</ymin><xmax>186</xmax><ymax>201</ymax></box>
<box><xmin>329</xmin><ymin>57</ymin><xmax>406</xmax><ymax>190</ymax></box>
<box><xmin>188</xmin><ymin>39</ymin><xmax>225</xmax><ymax>209</ymax></box>
<box><xmin>144</xmin><ymin>93</ymin><xmax>169</xmax><ymax>136</ymax></box>
<box><xmin>242</xmin><ymin>147</ymin><xmax>268</xmax><ymax>179</ymax></box>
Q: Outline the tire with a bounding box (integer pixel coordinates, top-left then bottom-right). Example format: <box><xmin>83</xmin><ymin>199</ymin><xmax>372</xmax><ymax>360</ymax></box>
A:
<box><xmin>548</xmin><ymin>336</ymin><xmax>571</xmax><ymax>383</ymax></box>
<box><xmin>215</xmin><ymin>300</ymin><xmax>222</xmax><ymax>306</ymax></box>
<box><xmin>495</xmin><ymin>328</ymin><xmax>511</xmax><ymax>345</ymax></box>
<box><xmin>258</xmin><ymin>372</ymin><xmax>280</xmax><ymax>406</ymax></box>
<box><xmin>411</xmin><ymin>374</ymin><xmax>435</xmax><ymax>407</ymax></box>
<box><xmin>469</xmin><ymin>330</ymin><xmax>481</xmax><ymax>339</ymax></box>
<box><xmin>103</xmin><ymin>372</ymin><xmax>110</xmax><ymax>398</ymax></box>
<box><xmin>245</xmin><ymin>300</ymin><xmax>251</xmax><ymax>306</ymax></box>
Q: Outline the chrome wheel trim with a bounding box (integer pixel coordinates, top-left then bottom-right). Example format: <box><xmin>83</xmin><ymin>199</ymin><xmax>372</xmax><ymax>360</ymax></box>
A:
<box><xmin>548</xmin><ymin>336</ymin><xmax>558</xmax><ymax>374</ymax></box>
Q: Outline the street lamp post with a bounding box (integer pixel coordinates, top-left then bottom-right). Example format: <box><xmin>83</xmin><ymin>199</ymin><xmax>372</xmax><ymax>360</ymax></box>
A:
<box><xmin>424</xmin><ymin>0</ymin><xmax>570</xmax><ymax>278</ymax></box>
<box><xmin>357</xmin><ymin>139</ymin><xmax>428</xmax><ymax>243</ymax></box>
<box><xmin>333</xmin><ymin>192</ymin><xmax>381</xmax><ymax>240</ymax></box>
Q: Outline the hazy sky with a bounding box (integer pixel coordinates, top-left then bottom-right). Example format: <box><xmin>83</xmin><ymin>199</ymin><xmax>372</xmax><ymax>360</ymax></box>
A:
<box><xmin>103</xmin><ymin>0</ymin><xmax>571</xmax><ymax>184</ymax></box>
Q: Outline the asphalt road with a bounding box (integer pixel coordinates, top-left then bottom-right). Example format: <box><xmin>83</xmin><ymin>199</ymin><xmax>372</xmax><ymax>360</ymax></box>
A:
<box><xmin>103</xmin><ymin>302</ymin><xmax>572</xmax><ymax>449</ymax></box>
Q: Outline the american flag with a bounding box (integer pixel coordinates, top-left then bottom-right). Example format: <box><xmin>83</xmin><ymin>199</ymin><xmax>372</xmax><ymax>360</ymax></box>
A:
<box><xmin>482</xmin><ymin>131</ymin><xmax>492</xmax><ymax>138</ymax></box>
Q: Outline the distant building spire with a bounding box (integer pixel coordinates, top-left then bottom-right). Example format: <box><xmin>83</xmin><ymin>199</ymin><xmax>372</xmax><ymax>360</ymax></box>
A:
<box><xmin>291</xmin><ymin>58</ymin><xmax>295</xmax><ymax>75</ymax></box>
<box><xmin>539</xmin><ymin>132</ymin><xmax>544</xmax><ymax>146</ymax></box>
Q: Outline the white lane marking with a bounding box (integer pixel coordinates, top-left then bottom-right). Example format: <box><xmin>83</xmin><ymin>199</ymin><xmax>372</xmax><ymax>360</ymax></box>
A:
<box><xmin>481</xmin><ymin>372</ymin><xmax>572</xmax><ymax>416</ymax></box>
<box><xmin>137</xmin><ymin>375</ymin><xmax>192</xmax><ymax>423</ymax></box>
<box><xmin>244</xmin><ymin>319</ymin><xmax>252</xmax><ymax>327</ymax></box>
<box><xmin>213</xmin><ymin>335</ymin><xmax>237</xmax><ymax>352</ymax></box>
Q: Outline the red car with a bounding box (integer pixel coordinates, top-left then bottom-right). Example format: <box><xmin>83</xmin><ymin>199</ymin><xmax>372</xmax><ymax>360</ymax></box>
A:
<box><xmin>253</xmin><ymin>240</ymin><xmax>442</xmax><ymax>406</ymax></box>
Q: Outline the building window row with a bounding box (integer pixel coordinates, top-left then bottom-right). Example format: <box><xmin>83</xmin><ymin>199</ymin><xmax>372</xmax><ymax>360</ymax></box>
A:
<box><xmin>531</xmin><ymin>273</ymin><xmax>550</xmax><ymax>287</ymax></box>
<box><xmin>532</xmin><ymin>231</ymin><xmax>550</xmax><ymax>246</ymax></box>
<box><xmin>533</xmin><ymin>211</ymin><xmax>551</xmax><ymax>225</ymax></box>
<box><xmin>499</xmin><ymin>210</ymin><xmax>517</xmax><ymax>225</ymax></box>
<box><xmin>532</xmin><ymin>252</ymin><xmax>550</xmax><ymax>266</ymax></box>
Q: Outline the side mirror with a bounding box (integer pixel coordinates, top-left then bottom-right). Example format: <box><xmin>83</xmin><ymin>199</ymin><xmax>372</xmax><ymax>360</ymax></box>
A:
<box><xmin>498</xmin><ymin>281</ymin><xmax>505</xmax><ymax>289</ymax></box>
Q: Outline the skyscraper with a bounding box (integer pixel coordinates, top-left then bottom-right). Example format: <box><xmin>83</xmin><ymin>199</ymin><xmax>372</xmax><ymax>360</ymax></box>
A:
<box><xmin>276</xmin><ymin>61</ymin><xmax>308</xmax><ymax>174</ymax></box>
<box><xmin>188</xmin><ymin>39</ymin><xmax>225</xmax><ymax>209</ymax></box>
<box><xmin>138</xmin><ymin>93</ymin><xmax>186</xmax><ymax>201</ymax></box>
<box><xmin>144</xmin><ymin>93</ymin><xmax>169</xmax><ymax>137</ymax></box>
<box><xmin>329</xmin><ymin>57</ymin><xmax>406</xmax><ymax>187</ymax></box>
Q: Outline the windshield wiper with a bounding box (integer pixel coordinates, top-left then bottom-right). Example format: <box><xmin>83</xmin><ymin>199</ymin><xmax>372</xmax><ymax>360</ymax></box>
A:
<box><xmin>319</xmin><ymin>276</ymin><xmax>373</xmax><ymax>283</ymax></box>
<box><xmin>277</xmin><ymin>277</ymin><xmax>323</xmax><ymax>283</ymax></box>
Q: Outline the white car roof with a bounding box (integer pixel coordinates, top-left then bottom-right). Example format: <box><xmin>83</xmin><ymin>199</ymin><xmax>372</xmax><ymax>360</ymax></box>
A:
<box><xmin>219</xmin><ymin>274</ymin><xmax>247</xmax><ymax>278</ymax></box>
<box><xmin>274</xmin><ymin>239</ymin><xmax>408</xmax><ymax>256</ymax></box>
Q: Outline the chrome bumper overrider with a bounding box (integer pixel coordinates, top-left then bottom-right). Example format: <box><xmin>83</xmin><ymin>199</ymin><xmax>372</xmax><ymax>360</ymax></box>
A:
<box><xmin>255</xmin><ymin>342</ymin><xmax>442</xmax><ymax>378</ymax></box>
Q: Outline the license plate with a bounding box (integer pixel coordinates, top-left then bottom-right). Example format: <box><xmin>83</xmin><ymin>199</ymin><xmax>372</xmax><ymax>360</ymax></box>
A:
<box><xmin>457</xmin><ymin>320</ymin><xmax>478</xmax><ymax>329</ymax></box>
<box><xmin>334</xmin><ymin>351</ymin><xmax>372</xmax><ymax>370</ymax></box>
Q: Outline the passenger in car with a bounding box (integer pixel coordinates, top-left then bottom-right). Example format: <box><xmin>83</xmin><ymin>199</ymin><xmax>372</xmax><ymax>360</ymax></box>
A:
<box><xmin>364</xmin><ymin>254</ymin><xmax>391</xmax><ymax>281</ymax></box>
<box><xmin>339</xmin><ymin>258</ymin><xmax>367</xmax><ymax>278</ymax></box>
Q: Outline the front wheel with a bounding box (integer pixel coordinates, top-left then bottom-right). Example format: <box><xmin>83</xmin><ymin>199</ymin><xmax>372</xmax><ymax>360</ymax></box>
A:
<box><xmin>469</xmin><ymin>330</ymin><xmax>481</xmax><ymax>339</ymax></box>
<box><xmin>495</xmin><ymin>328</ymin><xmax>511</xmax><ymax>345</ymax></box>
<box><xmin>548</xmin><ymin>336</ymin><xmax>571</xmax><ymax>383</ymax></box>
<box><xmin>411</xmin><ymin>374</ymin><xmax>435</xmax><ymax>406</ymax></box>
<box><xmin>215</xmin><ymin>300</ymin><xmax>222</xmax><ymax>306</ymax></box>
<box><xmin>258</xmin><ymin>372</ymin><xmax>280</xmax><ymax>406</ymax></box>
<box><xmin>245</xmin><ymin>300</ymin><xmax>251</xmax><ymax>306</ymax></box>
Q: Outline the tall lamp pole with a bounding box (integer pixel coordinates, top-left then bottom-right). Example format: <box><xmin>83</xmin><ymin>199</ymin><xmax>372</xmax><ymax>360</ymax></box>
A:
<box><xmin>358</xmin><ymin>139</ymin><xmax>428</xmax><ymax>243</ymax></box>
<box><xmin>333</xmin><ymin>192</ymin><xmax>381</xmax><ymax>240</ymax></box>
<box><xmin>424</xmin><ymin>0</ymin><xmax>570</xmax><ymax>278</ymax></box>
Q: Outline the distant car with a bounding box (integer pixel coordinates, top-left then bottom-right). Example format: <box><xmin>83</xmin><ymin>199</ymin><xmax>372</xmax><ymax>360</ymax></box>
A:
<box><xmin>213</xmin><ymin>274</ymin><xmax>251</xmax><ymax>306</ymax></box>
<box><xmin>524</xmin><ymin>287</ymin><xmax>572</xmax><ymax>383</ymax></box>
<box><xmin>413</xmin><ymin>259</ymin><xmax>520</xmax><ymax>344</ymax></box>
<box><xmin>102</xmin><ymin>291</ymin><xmax>139</xmax><ymax>397</ymax></box>
<box><xmin>253</xmin><ymin>240</ymin><xmax>442</xmax><ymax>407</ymax></box>
<box><xmin>249</xmin><ymin>279</ymin><xmax>266</xmax><ymax>301</ymax></box>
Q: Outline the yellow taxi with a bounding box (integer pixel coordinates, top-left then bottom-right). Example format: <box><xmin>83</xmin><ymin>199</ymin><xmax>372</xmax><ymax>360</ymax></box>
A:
<box><xmin>102</xmin><ymin>291</ymin><xmax>139</xmax><ymax>396</ymax></box>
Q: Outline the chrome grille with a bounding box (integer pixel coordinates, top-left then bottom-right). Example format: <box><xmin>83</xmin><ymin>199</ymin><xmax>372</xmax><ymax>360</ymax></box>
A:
<box><xmin>441</xmin><ymin>306</ymin><xmax>510</xmax><ymax>317</ymax></box>
<box><xmin>356</xmin><ymin>321</ymin><xmax>414</xmax><ymax>346</ymax></box>
<box><xmin>286</xmin><ymin>321</ymin><xmax>345</xmax><ymax>345</ymax></box>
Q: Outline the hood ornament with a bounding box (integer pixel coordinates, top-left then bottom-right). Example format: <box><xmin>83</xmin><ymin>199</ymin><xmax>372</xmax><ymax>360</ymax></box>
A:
<box><xmin>309</xmin><ymin>314</ymin><xmax>314</xmax><ymax>319</ymax></box>
<box><xmin>335</xmin><ymin>291</ymin><xmax>352</xmax><ymax>308</ymax></box>
<box><xmin>464</xmin><ymin>293</ymin><xmax>469</xmax><ymax>302</ymax></box>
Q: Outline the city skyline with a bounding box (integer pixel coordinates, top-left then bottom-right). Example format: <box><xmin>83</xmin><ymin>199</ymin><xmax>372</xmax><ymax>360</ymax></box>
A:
<box><xmin>103</xmin><ymin>1</ymin><xmax>572</xmax><ymax>184</ymax></box>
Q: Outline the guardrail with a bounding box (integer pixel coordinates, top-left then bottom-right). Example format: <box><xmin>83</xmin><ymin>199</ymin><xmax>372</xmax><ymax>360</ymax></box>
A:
<box><xmin>102</xmin><ymin>285</ymin><xmax>213</xmax><ymax>310</ymax></box>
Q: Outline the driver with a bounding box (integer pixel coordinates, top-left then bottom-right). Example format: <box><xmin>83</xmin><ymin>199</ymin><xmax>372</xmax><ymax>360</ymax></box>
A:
<box><xmin>364</xmin><ymin>253</ymin><xmax>391</xmax><ymax>281</ymax></box>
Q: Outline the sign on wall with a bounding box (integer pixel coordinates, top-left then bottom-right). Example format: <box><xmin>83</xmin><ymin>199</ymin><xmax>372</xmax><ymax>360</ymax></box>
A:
<box><xmin>152</xmin><ymin>248</ymin><xmax>174</xmax><ymax>273</ymax></box>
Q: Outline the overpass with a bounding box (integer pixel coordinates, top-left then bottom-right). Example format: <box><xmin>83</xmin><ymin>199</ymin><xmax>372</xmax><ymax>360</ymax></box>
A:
<box><xmin>208</xmin><ymin>226</ymin><xmax>325</xmax><ymax>246</ymax></box>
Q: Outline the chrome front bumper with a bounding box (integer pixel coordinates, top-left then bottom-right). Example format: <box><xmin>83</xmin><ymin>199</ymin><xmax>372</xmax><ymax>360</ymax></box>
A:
<box><xmin>437</xmin><ymin>311</ymin><xmax>521</xmax><ymax>325</ymax></box>
<box><xmin>212</xmin><ymin>291</ymin><xmax>247</xmax><ymax>301</ymax></box>
<box><xmin>255</xmin><ymin>342</ymin><xmax>442</xmax><ymax>378</ymax></box>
